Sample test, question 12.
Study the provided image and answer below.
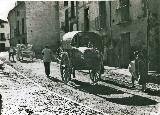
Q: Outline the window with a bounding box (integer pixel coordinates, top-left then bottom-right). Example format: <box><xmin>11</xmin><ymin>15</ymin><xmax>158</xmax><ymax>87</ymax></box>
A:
<box><xmin>99</xmin><ymin>1</ymin><xmax>107</xmax><ymax>29</ymax></box>
<box><xmin>95</xmin><ymin>16</ymin><xmax>100</xmax><ymax>30</ymax></box>
<box><xmin>64</xmin><ymin>1</ymin><xmax>68</xmax><ymax>6</ymax></box>
<box><xmin>71</xmin><ymin>1</ymin><xmax>75</xmax><ymax>18</ymax></box>
<box><xmin>65</xmin><ymin>9</ymin><xmax>69</xmax><ymax>32</ymax></box>
<box><xmin>0</xmin><ymin>33</ymin><xmax>5</xmax><ymax>41</ymax></box>
<box><xmin>16</xmin><ymin>21</ymin><xmax>20</xmax><ymax>35</ymax></box>
<box><xmin>118</xmin><ymin>0</ymin><xmax>130</xmax><ymax>22</ymax></box>
<box><xmin>22</xmin><ymin>18</ymin><xmax>25</xmax><ymax>34</ymax></box>
<box><xmin>84</xmin><ymin>7</ymin><xmax>89</xmax><ymax>31</ymax></box>
<box><xmin>0</xmin><ymin>43</ymin><xmax>5</xmax><ymax>52</ymax></box>
<box><xmin>0</xmin><ymin>24</ymin><xmax>4</xmax><ymax>28</ymax></box>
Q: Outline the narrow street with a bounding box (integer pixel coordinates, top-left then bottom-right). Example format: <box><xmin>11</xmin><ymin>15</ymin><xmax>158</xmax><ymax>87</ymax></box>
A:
<box><xmin>0</xmin><ymin>63</ymin><xmax>104</xmax><ymax>115</ymax></box>
<box><xmin>1</xmin><ymin>1</ymin><xmax>160</xmax><ymax>115</ymax></box>
<box><xmin>0</xmin><ymin>51</ymin><xmax>159</xmax><ymax>114</ymax></box>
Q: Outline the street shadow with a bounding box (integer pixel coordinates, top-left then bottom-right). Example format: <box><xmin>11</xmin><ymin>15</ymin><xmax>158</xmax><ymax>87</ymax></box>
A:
<box><xmin>104</xmin><ymin>95</ymin><xmax>157</xmax><ymax>106</ymax></box>
<box><xmin>20</xmin><ymin>60</ymin><xmax>34</xmax><ymax>63</ymax></box>
<box><xmin>145</xmin><ymin>88</ymin><xmax>160</xmax><ymax>97</ymax></box>
<box><xmin>71</xmin><ymin>79</ymin><xmax>123</xmax><ymax>95</ymax></box>
<box><xmin>101</xmin><ymin>79</ymin><xmax>131</xmax><ymax>89</ymax></box>
<box><xmin>71</xmin><ymin>79</ymin><xmax>157</xmax><ymax>106</ymax></box>
<box><xmin>49</xmin><ymin>77</ymin><xmax>63</xmax><ymax>83</ymax></box>
<box><xmin>102</xmin><ymin>78</ymin><xmax>160</xmax><ymax>97</ymax></box>
<box><xmin>10</xmin><ymin>60</ymin><xmax>16</xmax><ymax>63</ymax></box>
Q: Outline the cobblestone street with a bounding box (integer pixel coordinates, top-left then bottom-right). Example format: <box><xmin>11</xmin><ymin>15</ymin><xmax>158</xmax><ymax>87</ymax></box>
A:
<box><xmin>0</xmin><ymin>64</ymin><xmax>104</xmax><ymax>115</ymax></box>
<box><xmin>1</xmin><ymin>52</ymin><xmax>159</xmax><ymax>115</ymax></box>
<box><xmin>1</xmin><ymin>0</ymin><xmax>160</xmax><ymax>115</ymax></box>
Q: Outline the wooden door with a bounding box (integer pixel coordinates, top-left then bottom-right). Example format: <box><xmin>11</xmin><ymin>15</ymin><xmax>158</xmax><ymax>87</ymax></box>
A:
<box><xmin>120</xmin><ymin>32</ymin><xmax>130</xmax><ymax>68</ymax></box>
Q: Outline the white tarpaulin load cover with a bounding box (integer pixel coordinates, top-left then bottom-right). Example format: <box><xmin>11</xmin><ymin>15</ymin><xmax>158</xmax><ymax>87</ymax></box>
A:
<box><xmin>62</xmin><ymin>31</ymin><xmax>81</xmax><ymax>41</ymax></box>
<box><xmin>72</xmin><ymin>47</ymin><xmax>92</xmax><ymax>54</ymax></box>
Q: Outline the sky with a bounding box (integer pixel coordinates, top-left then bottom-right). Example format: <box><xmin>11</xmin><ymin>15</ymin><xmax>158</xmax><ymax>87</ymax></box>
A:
<box><xmin>0</xmin><ymin>0</ymin><xmax>16</xmax><ymax>21</ymax></box>
<box><xmin>0</xmin><ymin>0</ymin><xmax>115</xmax><ymax>21</ymax></box>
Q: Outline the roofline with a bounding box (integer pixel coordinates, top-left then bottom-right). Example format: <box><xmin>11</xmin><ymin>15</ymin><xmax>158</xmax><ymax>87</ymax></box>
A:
<box><xmin>0</xmin><ymin>19</ymin><xmax>8</xmax><ymax>23</ymax></box>
<box><xmin>7</xmin><ymin>1</ymin><xmax>25</xmax><ymax>19</ymax></box>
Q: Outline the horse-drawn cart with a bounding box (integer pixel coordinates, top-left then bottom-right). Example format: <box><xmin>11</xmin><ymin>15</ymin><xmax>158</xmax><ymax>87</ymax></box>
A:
<box><xmin>16</xmin><ymin>44</ymin><xmax>35</xmax><ymax>61</ymax></box>
<box><xmin>60</xmin><ymin>31</ymin><xmax>104</xmax><ymax>84</ymax></box>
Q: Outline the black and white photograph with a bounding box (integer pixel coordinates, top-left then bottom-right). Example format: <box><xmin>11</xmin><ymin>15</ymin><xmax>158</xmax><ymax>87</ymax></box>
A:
<box><xmin>0</xmin><ymin>0</ymin><xmax>160</xmax><ymax>114</ymax></box>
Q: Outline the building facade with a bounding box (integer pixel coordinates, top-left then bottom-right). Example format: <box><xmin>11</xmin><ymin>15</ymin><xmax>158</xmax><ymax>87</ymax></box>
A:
<box><xmin>8</xmin><ymin>1</ymin><xmax>60</xmax><ymax>55</ymax></box>
<box><xmin>59</xmin><ymin>1</ymin><xmax>150</xmax><ymax>68</ymax></box>
<box><xmin>108</xmin><ymin>0</ymin><xmax>148</xmax><ymax>68</ymax></box>
<box><xmin>0</xmin><ymin>19</ymin><xmax>10</xmax><ymax>52</ymax></box>
<box><xmin>147</xmin><ymin>0</ymin><xmax>160</xmax><ymax>72</ymax></box>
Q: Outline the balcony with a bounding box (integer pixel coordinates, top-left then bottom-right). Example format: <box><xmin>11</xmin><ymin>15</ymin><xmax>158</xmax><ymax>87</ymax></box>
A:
<box><xmin>0</xmin><ymin>33</ymin><xmax>6</xmax><ymax>41</ymax></box>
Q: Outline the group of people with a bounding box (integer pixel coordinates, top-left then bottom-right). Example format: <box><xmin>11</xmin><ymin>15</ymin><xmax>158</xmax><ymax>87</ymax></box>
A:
<box><xmin>8</xmin><ymin>43</ymin><xmax>35</xmax><ymax>62</ymax></box>
<box><xmin>128</xmin><ymin>50</ymin><xmax>148</xmax><ymax>92</ymax></box>
<box><xmin>8</xmin><ymin>44</ymin><xmax>148</xmax><ymax>92</ymax></box>
<box><xmin>8</xmin><ymin>44</ymin><xmax>53</xmax><ymax>78</ymax></box>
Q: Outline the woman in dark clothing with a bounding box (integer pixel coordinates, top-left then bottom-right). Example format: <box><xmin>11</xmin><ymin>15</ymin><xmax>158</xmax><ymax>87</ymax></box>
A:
<box><xmin>138</xmin><ymin>52</ymin><xmax>148</xmax><ymax>92</ymax></box>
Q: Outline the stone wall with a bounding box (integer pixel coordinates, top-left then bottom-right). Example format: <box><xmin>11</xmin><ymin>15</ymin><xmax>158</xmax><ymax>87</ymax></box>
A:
<box><xmin>108</xmin><ymin>0</ymin><xmax>147</xmax><ymax>67</ymax></box>
<box><xmin>8</xmin><ymin>2</ymin><xmax>26</xmax><ymax>46</ymax></box>
<box><xmin>8</xmin><ymin>1</ymin><xmax>60</xmax><ymax>57</ymax></box>
<box><xmin>25</xmin><ymin>1</ymin><xmax>60</xmax><ymax>55</ymax></box>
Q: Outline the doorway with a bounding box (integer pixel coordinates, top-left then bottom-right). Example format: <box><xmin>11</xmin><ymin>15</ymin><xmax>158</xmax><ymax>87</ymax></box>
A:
<box><xmin>119</xmin><ymin>32</ymin><xmax>130</xmax><ymax>68</ymax></box>
<box><xmin>0</xmin><ymin>43</ymin><xmax>5</xmax><ymax>52</ymax></box>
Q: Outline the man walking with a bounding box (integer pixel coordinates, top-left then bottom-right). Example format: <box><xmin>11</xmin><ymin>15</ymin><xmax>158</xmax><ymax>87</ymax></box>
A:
<box><xmin>42</xmin><ymin>45</ymin><xmax>52</xmax><ymax>78</ymax></box>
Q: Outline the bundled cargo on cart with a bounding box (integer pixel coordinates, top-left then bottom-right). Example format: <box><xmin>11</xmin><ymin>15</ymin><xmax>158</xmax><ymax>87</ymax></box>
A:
<box><xmin>16</xmin><ymin>44</ymin><xmax>35</xmax><ymax>61</ymax></box>
<box><xmin>60</xmin><ymin>31</ymin><xmax>104</xmax><ymax>84</ymax></box>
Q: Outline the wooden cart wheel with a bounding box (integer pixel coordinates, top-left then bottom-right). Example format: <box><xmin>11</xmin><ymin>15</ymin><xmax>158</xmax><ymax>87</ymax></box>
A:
<box><xmin>60</xmin><ymin>53</ymin><xmax>71</xmax><ymax>84</ymax></box>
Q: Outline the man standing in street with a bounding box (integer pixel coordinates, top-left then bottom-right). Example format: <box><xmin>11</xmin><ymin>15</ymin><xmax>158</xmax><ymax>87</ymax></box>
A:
<box><xmin>9</xmin><ymin>45</ymin><xmax>16</xmax><ymax>62</ymax></box>
<box><xmin>42</xmin><ymin>45</ymin><xmax>53</xmax><ymax>78</ymax></box>
<box><xmin>128</xmin><ymin>51</ymin><xmax>139</xmax><ymax>88</ymax></box>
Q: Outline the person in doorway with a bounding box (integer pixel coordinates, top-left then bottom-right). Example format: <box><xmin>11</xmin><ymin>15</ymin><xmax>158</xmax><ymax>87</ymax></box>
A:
<box><xmin>128</xmin><ymin>51</ymin><xmax>139</xmax><ymax>88</ymax></box>
<box><xmin>9</xmin><ymin>45</ymin><xmax>16</xmax><ymax>62</ymax></box>
<box><xmin>42</xmin><ymin>45</ymin><xmax>53</xmax><ymax>78</ymax></box>
<box><xmin>138</xmin><ymin>51</ymin><xmax>148</xmax><ymax>92</ymax></box>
